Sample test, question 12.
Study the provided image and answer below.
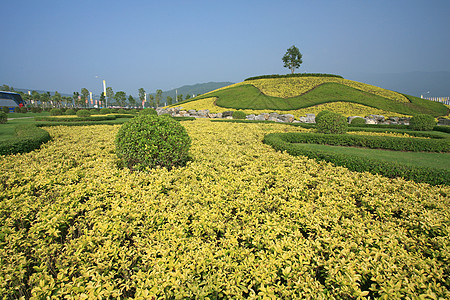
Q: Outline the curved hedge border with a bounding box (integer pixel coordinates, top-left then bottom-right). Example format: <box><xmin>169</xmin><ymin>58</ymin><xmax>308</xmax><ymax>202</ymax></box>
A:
<box><xmin>35</xmin><ymin>115</ymin><xmax>117</xmax><ymax>122</ymax></box>
<box><xmin>0</xmin><ymin>124</ymin><xmax>51</xmax><ymax>156</ymax></box>
<box><xmin>244</xmin><ymin>73</ymin><xmax>344</xmax><ymax>81</ymax></box>
<box><xmin>280</xmin><ymin>132</ymin><xmax>449</xmax><ymax>152</ymax></box>
<box><xmin>264</xmin><ymin>133</ymin><xmax>449</xmax><ymax>185</ymax></box>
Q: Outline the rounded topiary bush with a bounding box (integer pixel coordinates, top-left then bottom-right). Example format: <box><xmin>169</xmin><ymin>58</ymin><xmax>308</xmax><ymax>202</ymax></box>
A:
<box><xmin>140</xmin><ymin>108</ymin><xmax>157</xmax><ymax>116</ymax></box>
<box><xmin>118</xmin><ymin>108</ymin><xmax>127</xmax><ymax>114</ymax></box>
<box><xmin>409</xmin><ymin>114</ymin><xmax>436</xmax><ymax>131</ymax></box>
<box><xmin>2</xmin><ymin>107</ymin><xmax>9</xmax><ymax>114</ymax></box>
<box><xmin>65</xmin><ymin>108</ymin><xmax>76</xmax><ymax>115</ymax></box>
<box><xmin>315</xmin><ymin>110</ymin><xmax>333</xmax><ymax>124</ymax></box>
<box><xmin>232</xmin><ymin>110</ymin><xmax>246</xmax><ymax>119</ymax></box>
<box><xmin>351</xmin><ymin>117</ymin><xmax>366</xmax><ymax>125</ymax></box>
<box><xmin>116</xmin><ymin>115</ymin><xmax>191</xmax><ymax>171</ymax></box>
<box><xmin>316</xmin><ymin>111</ymin><xmax>348</xmax><ymax>134</ymax></box>
<box><xmin>100</xmin><ymin>107</ymin><xmax>111</xmax><ymax>114</ymax></box>
<box><xmin>50</xmin><ymin>108</ymin><xmax>63</xmax><ymax>116</ymax></box>
<box><xmin>76</xmin><ymin>109</ymin><xmax>91</xmax><ymax>117</ymax></box>
<box><xmin>0</xmin><ymin>111</ymin><xmax>7</xmax><ymax>124</ymax></box>
<box><xmin>31</xmin><ymin>107</ymin><xmax>42</xmax><ymax>113</ymax></box>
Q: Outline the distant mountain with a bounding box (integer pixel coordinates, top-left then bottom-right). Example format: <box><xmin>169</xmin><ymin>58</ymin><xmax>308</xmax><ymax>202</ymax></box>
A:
<box><xmin>151</xmin><ymin>82</ymin><xmax>234</xmax><ymax>101</ymax></box>
<box><xmin>5</xmin><ymin>88</ymin><xmax>73</xmax><ymax>98</ymax></box>
<box><xmin>345</xmin><ymin>71</ymin><xmax>450</xmax><ymax>97</ymax></box>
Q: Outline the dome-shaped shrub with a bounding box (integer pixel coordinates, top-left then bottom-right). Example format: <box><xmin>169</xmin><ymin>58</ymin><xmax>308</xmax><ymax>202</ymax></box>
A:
<box><xmin>409</xmin><ymin>114</ymin><xmax>436</xmax><ymax>131</ymax></box>
<box><xmin>232</xmin><ymin>110</ymin><xmax>246</xmax><ymax>119</ymax></box>
<box><xmin>50</xmin><ymin>108</ymin><xmax>63</xmax><ymax>116</ymax></box>
<box><xmin>76</xmin><ymin>109</ymin><xmax>91</xmax><ymax>117</ymax></box>
<box><xmin>115</xmin><ymin>115</ymin><xmax>191</xmax><ymax>171</ymax></box>
<box><xmin>65</xmin><ymin>108</ymin><xmax>76</xmax><ymax>115</ymax></box>
<box><xmin>0</xmin><ymin>111</ymin><xmax>7</xmax><ymax>124</ymax></box>
<box><xmin>315</xmin><ymin>110</ymin><xmax>333</xmax><ymax>124</ymax></box>
<box><xmin>100</xmin><ymin>107</ymin><xmax>111</xmax><ymax>114</ymax></box>
<box><xmin>316</xmin><ymin>111</ymin><xmax>348</xmax><ymax>134</ymax></box>
<box><xmin>139</xmin><ymin>108</ymin><xmax>157</xmax><ymax>116</ymax></box>
<box><xmin>351</xmin><ymin>117</ymin><xmax>366</xmax><ymax>125</ymax></box>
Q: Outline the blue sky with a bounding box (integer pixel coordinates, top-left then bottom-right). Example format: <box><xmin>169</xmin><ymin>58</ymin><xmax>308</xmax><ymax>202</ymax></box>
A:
<box><xmin>1</xmin><ymin>0</ymin><xmax>449</xmax><ymax>96</ymax></box>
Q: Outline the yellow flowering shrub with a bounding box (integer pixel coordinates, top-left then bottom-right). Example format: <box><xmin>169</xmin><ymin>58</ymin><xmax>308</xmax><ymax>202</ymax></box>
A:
<box><xmin>244</xmin><ymin>77</ymin><xmax>409</xmax><ymax>102</ymax></box>
<box><xmin>0</xmin><ymin>121</ymin><xmax>449</xmax><ymax>298</ymax></box>
<box><xmin>176</xmin><ymin>98</ymin><xmax>408</xmax><ymax>118</ymax></box>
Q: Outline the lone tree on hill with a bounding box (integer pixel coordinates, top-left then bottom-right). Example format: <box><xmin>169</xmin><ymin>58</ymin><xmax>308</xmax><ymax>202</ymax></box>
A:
<box><xmin>282</xmin><ymin>45</ymin><xmax>303</xmax><ymax>74</ymax></box>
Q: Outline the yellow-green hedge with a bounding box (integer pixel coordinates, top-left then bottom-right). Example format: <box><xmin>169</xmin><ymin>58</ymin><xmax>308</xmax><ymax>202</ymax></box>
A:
<box><xmin>0</xmin><ymin>121</ymin><xmax>449</xmax><ymax>298</ymax></box>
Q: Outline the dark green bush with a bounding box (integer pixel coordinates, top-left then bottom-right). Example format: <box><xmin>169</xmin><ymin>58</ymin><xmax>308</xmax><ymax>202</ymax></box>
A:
<box><xmin>13</xmin><ymin>106</ymin><xmax>26</xmax><ymax>113</ymax></box>
<box><xmin>100</xmin><ymin>108</ymin><xmax>111</xmax><ymax>114</ymax></box>
<box><xmin>0</xmin><ymin>111</ymin><xmax>7</xmax><ymax>124</ymax></box>
<box><xmin>76</xmin><ymin>109</ymin><xmax>91</xmax><ymax>117</ymax></box>
<box><xmin>410</xmin><ymin>114</ymin><xmax>437</xmax><ymax>131</ymax></box>
<box><xmin>65</xmin><ymin>109</ymin><xmax>76</xmax><ymax>115</ymax></box>
<box><xmin>316</xmin><ymin>111</ymin><xmax>348</xmax><ymax>134</ymax></box>
<box><xmin>351</xmin><ymin>117</ymin><xmax>366</xmax><ymax>125</ymax></box>
<box><xmin>50</xmin><ymin>108</ymin><xmax>63</xmax><ymax>116</ymax></box>
<box><xmin>0</xmin><ymin>124</ymin><xmax>51</xmax><ymax>155</ymax></box>
<box><xmin>1</xmin><ymin>107</ymin><xmax>9</xmax><ymax>114</ymax></box>
<box><xmin>31</xmin><ymin>107</ymin><xmax>42</xmax><ymax>113</ymax></box>
<box><xmin>118</xmin><ymin>108</ymin><xmax>127</xmax><ymax>114</ymax></box>
<box><xmin>232</xmin><ymin>110</ymin><xmax>246</xmax><ymax>119</ymax></box>
<box><xmin>245</xmin><ymin>73</ymin><xmax>343</xmax><ymax>81</ymax></box>
<box><xmin>139</xmin><ymin>108</ymin><xmax>157</xmax><ymax>116</ymax></box>
<box><xmin>315</xmin><ymin>110</ymin><xmax>332</xmax><ymax>123</ymax></box>
<box><xmin>115</xmin><ymin>115</ymin><xmax>191</xmax><ymax>171</ymax></box>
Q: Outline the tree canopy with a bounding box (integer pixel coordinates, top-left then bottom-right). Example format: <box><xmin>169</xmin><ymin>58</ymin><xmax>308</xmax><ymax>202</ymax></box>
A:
<box><xmin>282</xmin><ymin>45</ymin><xmax>303</xmax><ymax>74</ymax></box>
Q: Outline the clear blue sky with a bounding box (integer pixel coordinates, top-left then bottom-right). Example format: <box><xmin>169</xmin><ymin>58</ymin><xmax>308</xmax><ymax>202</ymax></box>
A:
<box><xmin>1</xmin><ymin>0</ymin><xmax>449</xmax><ymax>96</ymax></box>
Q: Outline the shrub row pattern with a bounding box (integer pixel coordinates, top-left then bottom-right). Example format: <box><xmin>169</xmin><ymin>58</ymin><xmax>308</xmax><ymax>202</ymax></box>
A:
<box><xmin>0</xmin><ymin>121</ymin><xmax>449</xmax><ymax>298</ymax></box>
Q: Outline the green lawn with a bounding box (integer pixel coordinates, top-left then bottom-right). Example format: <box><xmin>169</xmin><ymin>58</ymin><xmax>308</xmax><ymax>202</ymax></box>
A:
<box><xmin>192</xmin><ymin>83</ymin><xmax>448</xmax><ymax>117</ymax></box>
<box><xmin>0</xmin><ymin>118</ymin><xmax>38</xmax><ymax>142</ymax></box>
<box><xmin>301</xmin><ymin>143</ymin><xmax>450</xmax><ymax>170</ymax></box>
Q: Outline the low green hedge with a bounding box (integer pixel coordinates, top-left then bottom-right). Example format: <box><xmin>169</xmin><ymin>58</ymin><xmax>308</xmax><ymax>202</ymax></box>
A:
<box><xmin>244</xmin><ymin>73</ymin><xmax>343</xmax><ymax>81</ymax></box>
<box><xmin>35</xmin><ymin>115</ymin><xmax>116</xmax><ymax>122</ymax></box>
<box><xmin>264</xmin><ymin>133</ymin><xmax>450</xmax><ymax>185</ymax></box>
<box><xmin>279</xmin><ymin>132</ymin><xmax>449</xmax><ymax>152</ymax></box>
<box><xmin>0</xmin><ymin>124</ymin><xmax>51</xmax><ymax>155</ymax></box>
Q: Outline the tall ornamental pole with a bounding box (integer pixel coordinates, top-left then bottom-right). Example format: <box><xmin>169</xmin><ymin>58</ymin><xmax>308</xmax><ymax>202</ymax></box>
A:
<box><xmin>103</xmin><ymin>80</ymin><xmax>107</xmax><ymax>107</ymax></box>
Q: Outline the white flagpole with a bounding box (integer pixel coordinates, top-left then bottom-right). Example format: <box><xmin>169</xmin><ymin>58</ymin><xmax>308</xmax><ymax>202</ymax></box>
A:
<box><xmin>103</xmin><ymin>80</ymin><xmax>107</xmax><ymax>107</ymax></box>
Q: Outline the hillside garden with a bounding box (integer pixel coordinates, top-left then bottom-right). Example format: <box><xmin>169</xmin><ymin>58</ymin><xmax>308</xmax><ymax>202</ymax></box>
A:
<box><xmin>1</xmin><ymin>76</ymin><xmax>450</xmax><ymax>298</ymax></box>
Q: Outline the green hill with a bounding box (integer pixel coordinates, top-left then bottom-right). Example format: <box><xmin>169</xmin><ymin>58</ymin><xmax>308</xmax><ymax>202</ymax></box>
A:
<box><xmin>172</xmin><ymin>75</ymin><xmax>449</xmax><ymax>118</ymax></box>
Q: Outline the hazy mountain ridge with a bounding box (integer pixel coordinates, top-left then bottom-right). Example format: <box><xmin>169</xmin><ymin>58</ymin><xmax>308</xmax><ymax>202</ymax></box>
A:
<box><xmin>149</xmin><ymin>82</ymin><xmax>234</xmax><ymax>100</ymax></box>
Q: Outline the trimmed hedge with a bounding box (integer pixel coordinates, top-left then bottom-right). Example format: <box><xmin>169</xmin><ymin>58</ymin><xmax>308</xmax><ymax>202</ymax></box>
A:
<box><xmin>409</xmin><ymin>114</ymin><xmax>437</xmax><ymax>131</ymax></box>
<box><xmin>0</xmin><ymin>111</ymin><xmax>7</xmax><ymax>124</ymax></box>
<box><xmin>350</xmin><ymin>117</ymin><xmax>366</xmax><ymax>125</ymax></box>
<box><xmin>0</xmin><ymin>124</ymin><xmax>51</xmax><ymax>155</ymax></box>
<box><xmin>434</xmin><ymin>125</ymin><xmax>450</xmax><ymax>134</ymax></box>
<box><xmin>264</xmin><ymin>133</ymin><xmax>450</xmax><ymax>185</ymax></box>
<box><xmin>116</xmin><ymin>115</ymin><xmax>191</xmax><ymax>171</ymax></box>
<box><xmin>232</xmin><ymin>110</ymin><xmax>246</xmax><ymax>119</ymax></box>
<box><xmin>35</xmin><ymin>116</ymin><xmax>116</xmax><ymax>122</ymax></box>
<box><xmin>50</xmin><ymin>108</ymin><xmax>63</xmax><ymax>116</ymax></box>
<box><xmin>76</xmin><ymin>109</ymin><xmax>91</xmax><ymax>117</ymax></box>
<box><xmin>316</xmin><ymin>111</ymin><xmax>348</xmax><ymax>134</ymax></box>
<box><xmin>244</xmin><ymin>73</ymin><xmax>343</xmax><ymax>81</ymax></box>
<box><xmin>279</xmin><ymin>132</ymin><xmax>449</xmax><ymax>152</ymax></box>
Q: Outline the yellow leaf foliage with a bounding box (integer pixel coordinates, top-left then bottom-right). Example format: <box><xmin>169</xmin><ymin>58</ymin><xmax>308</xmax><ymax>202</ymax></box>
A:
<box><xmin>0</xmin><ymin>121</ymin><xmax>449</xmax><ymax>298</ymax></box>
